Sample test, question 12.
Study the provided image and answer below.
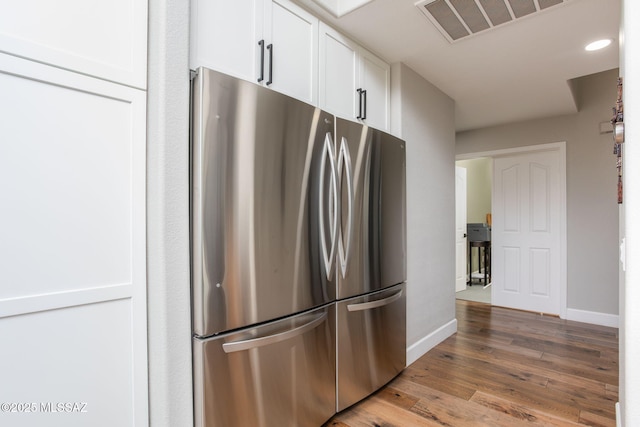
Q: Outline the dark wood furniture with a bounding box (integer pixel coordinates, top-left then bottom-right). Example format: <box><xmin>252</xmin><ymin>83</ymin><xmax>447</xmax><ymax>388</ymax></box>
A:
<box><xmin>468</xmin><ymin>240</ymin><xmax>490</xmax><ymax>286</ymax></box>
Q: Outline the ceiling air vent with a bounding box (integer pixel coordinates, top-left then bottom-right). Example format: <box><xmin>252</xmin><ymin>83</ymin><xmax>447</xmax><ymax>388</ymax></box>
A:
<box><xmin>416</xmin><ymin>0</ymin><xmax>566</xmax><ymax>43</ymax></box>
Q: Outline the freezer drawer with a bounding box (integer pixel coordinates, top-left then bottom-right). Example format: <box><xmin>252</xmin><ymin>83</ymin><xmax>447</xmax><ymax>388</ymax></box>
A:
<box><xmin>336</xmin><ymin>284</ymin><xmax>406</xmax><ymax>411</ymax></box>
<box><xmin>193</xmin><ymin>304</ymin><xmax>336</xmax><ymax>427</ymax></box>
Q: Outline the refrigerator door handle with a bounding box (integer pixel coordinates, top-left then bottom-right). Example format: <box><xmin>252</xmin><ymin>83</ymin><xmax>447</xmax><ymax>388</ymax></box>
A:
<box><xmin>221</xmin><ymin>312</ymin><xmax>327</xmax><ymax>353</ymax></box>
<box><xmin>320</xmin><ymin>132</ymin><xmax>338</xmax><ymax>280</ymax></box>
<box><xmin>347</xmin><ymin>289</ymin><xmax>403</xmax><ymax>312</ymax></box>
<box><xmin>338</xmin><ymin>136</ymin><xmax>354</xmax><ymax>278</ymax></box>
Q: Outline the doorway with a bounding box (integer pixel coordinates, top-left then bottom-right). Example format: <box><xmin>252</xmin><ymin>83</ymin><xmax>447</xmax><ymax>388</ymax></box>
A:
<box><xmin>455</xmin><ymin>142</ymin><xmax>567</xmax><ymax>317</ymax></box>
<box><xmin>455</xmin><ymin>158</ymin><xmax>493</xmax><ymax>304</ymax></box>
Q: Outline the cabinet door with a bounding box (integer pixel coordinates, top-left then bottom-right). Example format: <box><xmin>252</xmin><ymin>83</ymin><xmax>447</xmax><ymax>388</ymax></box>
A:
<box><xmin>190</xmin><ymin>0</ymin><xmax>263</xmax><ymax>82</ymax></box>
<box><xmin>359</xmin><ymin>49</ymin><xmax>390</xmax><ymax>131</ymax></box>
<box><xmin>0</xmin><ymin>0</ymin><xmax>147</xmax><ymax>88</ymax></box>
<box><xmin>266</xmin><ymin>0</ymin><xmax>318</xmax><ymax>104</ymax></box>
<box><xmin>1</xmin><ymin>53</ymin><xmax>148</xmax><ymax>427</ymax></box>
<box><xmin>318</xmin><ymin>23</ymin><xmax>359</xmax><ymax>120</ymax></box>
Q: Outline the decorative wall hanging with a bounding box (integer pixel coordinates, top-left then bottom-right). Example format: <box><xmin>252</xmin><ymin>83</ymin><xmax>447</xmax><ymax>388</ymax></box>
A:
<box><xmin>611</xmin><ymin>77</ymin><xmax>624</xmax><ymax>204</ymax></box>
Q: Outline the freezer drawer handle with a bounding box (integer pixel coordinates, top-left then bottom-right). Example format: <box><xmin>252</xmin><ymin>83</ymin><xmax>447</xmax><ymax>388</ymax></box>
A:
<box><xmin>347</xmin><ymin>289</ymin><xmax>403</xmax><ymax>312</ymax></box>
<box><xmin>221</xmin><ymin>312</ymin><xmax>327</xmax><ymax>353</ymax></box>
<box><xmin>319</xmin><ymin>132</ymin><xmax>338</xmax><ymax>280</ymax></box>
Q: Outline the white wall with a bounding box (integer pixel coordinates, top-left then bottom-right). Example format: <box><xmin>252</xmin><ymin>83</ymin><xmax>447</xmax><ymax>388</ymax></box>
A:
<box><xmin>457</xmin><ymin>69</ymin><xmax>620</xmax><ymax>321</ymax></box>
<box><xmin>147</xmin><ymin>0</ymin><xmax>194</xmax><ymax>426</ymax></box>
<box><xmin>391</xmin><ymin>63</ymin><xmax>457</xmax><ymax>365</ymax></box>
<box><xmin>620</xmin><ymin>1</ymin><xmax>640</xmax><ymax>424</ymax></box>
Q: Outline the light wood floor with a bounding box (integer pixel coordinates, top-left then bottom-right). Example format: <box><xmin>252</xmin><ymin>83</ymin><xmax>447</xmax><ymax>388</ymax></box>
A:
<box><xmin>325</xmin><ymin>300</ymin><xmax>619</xmax><ymax>427</ymax></box>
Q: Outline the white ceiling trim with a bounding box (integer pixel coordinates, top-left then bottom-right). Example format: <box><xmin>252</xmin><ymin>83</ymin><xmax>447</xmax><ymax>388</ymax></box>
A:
<box><xmin>309</xmin><ymin>0</ymin><xmax>375</xmax><ymax>17</ymax></box>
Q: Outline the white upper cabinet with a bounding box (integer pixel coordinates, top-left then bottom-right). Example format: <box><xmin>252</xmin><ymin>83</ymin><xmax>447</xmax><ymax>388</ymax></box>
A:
<box><xmin>191</xmin><ymin>0</ymin><xmax>318</xmax><ymax>104</ymax></box>
<box><xmin>358</xmin><ymin>48</ymin><xmax>390</xmax><ymax>131</ymax></box>
<box><xmin>319</xmin><ymin>23</ymin><xmax>359</xmax><ymax>121</ymax></box>
<box><xmin>0</xmin><ymin>0</ymin><xmax>147</xmax><ymax>89</ymax></box>
<box><xmin>190</xmin><ymin>0</ymin><xmax>263</xmax><ymax>84</ymax></box>
<box><xmin>267</xmin><ymin>0</ymin><xmax>318</xmax><ymax>104</ymax></box>
<box><xmin>319</xmin><ymin>23</ymin><xmax>390</xmax><ymax>131</ymax></box>
<box><xmin>191</xmin><ymin>1</ymin><xmax>389</xmax><ymax>128</ymax></box>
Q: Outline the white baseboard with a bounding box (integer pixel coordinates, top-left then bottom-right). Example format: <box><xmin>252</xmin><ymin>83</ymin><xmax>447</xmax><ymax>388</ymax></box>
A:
<box><xmin>406</xmin><ymin>318</ymin><xmax>457</xmax><ymax>366</ymax></box>
<box><xmin>565</xmin><ymin>308</ymin><xmax>619</xmax><ymax>328</ymax></box>
<box><xmin>616</xmin><ymin>402</ymin><xmax>621</xmax><ymax>427</ymax></box>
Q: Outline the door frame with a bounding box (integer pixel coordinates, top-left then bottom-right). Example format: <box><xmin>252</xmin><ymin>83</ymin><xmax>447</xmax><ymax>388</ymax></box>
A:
<box><xmin>456</xmin><ymin>142</ymin><xmax>567</xmax><ymax>319</ymax></box>
<box><xmin>455</xmin><ymin>166</ymin><xmax>467</xmax><ymax>292</ymax></box>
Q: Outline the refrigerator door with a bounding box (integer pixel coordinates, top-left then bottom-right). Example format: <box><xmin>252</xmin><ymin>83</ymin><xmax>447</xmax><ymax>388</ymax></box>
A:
<box><xmin>333</xmin><ymin>120</ymin><xmax>406</xmax><ymax>299</ymax></box>
<box><xmin>333</xmin><ymin>117</ymin><xmax>372</xmax><ymax>299</ymax></box>
<box><xmin>191</xmin><ymin>67</ymin><xmax>335</xmax><ymax>336</ymax></box>
<box><xmin>193</xmin><ymin>304</ymin><xmax>336</xmax><ymax>427</ymax></box>
<box><xmin>369</xmin><ymin>129</ymin><xmax>407</xmax><ymax>289</ymax></box>
<box><xmin>336</xmin><ymin>283</ymin><xmax>406</xmax><ymax>411</ymax></box>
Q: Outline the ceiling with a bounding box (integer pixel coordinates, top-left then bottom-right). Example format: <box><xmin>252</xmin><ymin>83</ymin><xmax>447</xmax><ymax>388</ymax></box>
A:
<box><xmin>295</xmin><ymin>0</ymin><xmax>621</xmax><ymax>131</ymax></box>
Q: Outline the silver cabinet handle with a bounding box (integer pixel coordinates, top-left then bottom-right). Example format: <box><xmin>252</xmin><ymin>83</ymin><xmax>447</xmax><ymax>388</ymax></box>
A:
<box><xmin>319</xmin><ymin>132</ymin><xmax>338</xmax><ymax>280</ymax></box>
<box><xmin>222</xmin><ymin>312</ymin><xmax>327</xmax><ymax>353</ymax></box>
<box><xmin>337</xmin><ymin>136</ymin><xmax>353</xmax><ymax>278</ymax></box>
<box><xmin>347</xmin><ymin>290</ymin><xmax>403</xmax><ymax>312</ymax></box>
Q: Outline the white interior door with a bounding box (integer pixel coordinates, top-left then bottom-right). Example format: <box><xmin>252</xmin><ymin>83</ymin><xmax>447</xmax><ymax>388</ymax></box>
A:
<box><xmin>455</xmin><ymin>166</ymin><xmax>467</xmax><ymax>292</ymax></box>
<box><xmin>492</xmin><ymin>148</ymin><xmax>564</xmax><ymax>315</ymax></box>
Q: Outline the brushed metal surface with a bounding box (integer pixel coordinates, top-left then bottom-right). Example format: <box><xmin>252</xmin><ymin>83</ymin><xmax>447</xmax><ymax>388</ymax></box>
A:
<box><xmin>191</xmin><ymin>67</ymin><xmax>408</xmax><ymax>427</ymax></box>
<box><xmin>319</xmin><ymin>132</ymin><xmax>338</xmax><ymax>281</ymax></box>
<box><xmin>334</xmin><ymin>118</ymin><xmax>371</xmax><ymax>300</ymax></box>
<box><xmin>371</xmin><ymin>129</ymin><xmax>407</xmax><ymax>289</ymax></box>
<box><xmin>336</xmin><ymin>284</ymin><xmax>406</xmax><ymax>411</ymax></box>
<box><xmin>221</xmin><ymin>311</ymin><xmax>326</xmax><ymax>353</ymax></box>
<box><xmin>335</xmin><ymin>122</ymin><xmax>407</xmax><ymax>300</ymax></box>
<box><xmin>193</xmin><ymin>304</ymin><xmax>336</xmax><ymax>427</ymax></box>
<box><xmin>191</xmin><ymin>68</ymin><xmax>335</xmax><ymax>337</ymax></box>
<box><xmin>346</xmin><ymin>289</ymin><xmax>403</xmax><ymax>311</ymax></box>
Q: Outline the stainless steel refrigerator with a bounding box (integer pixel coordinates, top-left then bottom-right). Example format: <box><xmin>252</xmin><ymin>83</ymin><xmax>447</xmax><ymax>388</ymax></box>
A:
<box><xmin>190</xmin><ymin>67</ymin><xmax>406</xmax><ymax>427</ymax></box>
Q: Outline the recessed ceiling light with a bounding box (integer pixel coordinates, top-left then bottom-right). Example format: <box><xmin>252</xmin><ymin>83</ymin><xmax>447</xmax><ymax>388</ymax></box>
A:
<box><xmin>585</xmin><ymin>39</ymin><xmax>613</xmax><ymax>51</ymax></box>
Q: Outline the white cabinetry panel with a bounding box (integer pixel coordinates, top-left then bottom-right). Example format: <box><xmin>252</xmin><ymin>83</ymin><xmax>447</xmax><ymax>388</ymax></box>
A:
<box><xmin>190</xmin><ymin>0</ymin><xmax>318</xmax><ymax>104</ymax></box>
<box><xmin>359</xmin><ymin>49</ymin><xmax>390</xmax><ymax>131</ymax></box>
<box><xmin>0</xmin><ymin>53</ymin><xmax>148</xmax><ymax>427</ymax></box>
<box><xmin>0</xmin><ymin>300</ymin><xmax>138</xmax><ymax>427</ymax></box>
<box><xmin>319</xmin><ymin>23</ymin><xmax>390</xmax><ymax>130</ymax></box>
<box><xmin>0</xmin><ymin>54</ymin><xmax>145</xmax><ymax>301</ymax></box>
<box><xmin>267</xmin><ymin>0</ymin><xmax>318</xmax><ymax>103</ymax></box>
<box><xmin>190</xmin><ymin>0</ymin><xmax>263</xmax><ymax>83</ymax></box>
<box><xmin>319</xmin><ymin>23</ymin><xmax>358</xmax><ymax>120</ymax></box>
<box><xmin>0</xmin><ymin>0</ymin><xmax>147</xmax><ymax>88</ymax></box>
